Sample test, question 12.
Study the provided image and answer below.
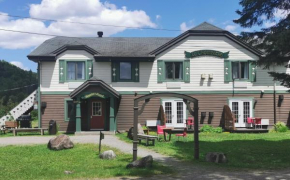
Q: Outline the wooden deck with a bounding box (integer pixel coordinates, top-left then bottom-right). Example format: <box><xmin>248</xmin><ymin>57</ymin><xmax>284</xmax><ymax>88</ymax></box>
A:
<box><xmin>228</xmin><ymin>128</ymin><xmax>269</xmax><ymax>133</ymax></box>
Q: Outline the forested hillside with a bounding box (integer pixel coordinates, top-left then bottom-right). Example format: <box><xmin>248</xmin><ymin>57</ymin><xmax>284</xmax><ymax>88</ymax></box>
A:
<box><xmin>0</xmin><ymin>60</ymin><xmax>37</xmax><ymax>117</ymax></box>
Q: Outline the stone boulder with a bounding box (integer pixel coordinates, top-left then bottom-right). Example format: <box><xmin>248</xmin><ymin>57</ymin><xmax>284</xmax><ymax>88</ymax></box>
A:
<box><xmin>205</xmin><ymin>152</ymin><xmax>227</xmax><ymax>163</ymax></box>
<box><xmin>99</xmin><ymin>150</ymin><xmax>116</xmax><ymax>159</ymax></box>
<box><xmin>47</xmin><ymin>134</ymin><xmax>74</xmax><ymax>150</ymax></box>
<box><xmin>126</xmin><ymin>155</ymin><xmax>153</xmax><ymax>168</ymax></box>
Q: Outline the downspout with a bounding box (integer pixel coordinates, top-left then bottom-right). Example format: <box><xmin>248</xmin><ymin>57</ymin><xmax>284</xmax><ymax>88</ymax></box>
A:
<box><xmin>273</xmin><ymin>65</ymin><xmax>277</xmax><ymax>125</ymax></box>
<box><xmin>37</xmin><ymin>61</ymin><xmax>42</xmax><ymax>128</ymax></box>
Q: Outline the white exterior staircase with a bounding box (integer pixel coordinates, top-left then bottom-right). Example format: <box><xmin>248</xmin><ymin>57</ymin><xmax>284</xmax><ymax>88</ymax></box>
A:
<box><xmin>0</xmin><ymin>90</ymin><xmax>37</xmax><ymax>126</ymax></box>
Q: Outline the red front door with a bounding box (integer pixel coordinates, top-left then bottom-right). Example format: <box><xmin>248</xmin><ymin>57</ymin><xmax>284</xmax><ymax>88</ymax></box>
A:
<box><xmin>90</xmin><ymin>100</ymin><xmax>105</xmax><ymax>130</ymax></box>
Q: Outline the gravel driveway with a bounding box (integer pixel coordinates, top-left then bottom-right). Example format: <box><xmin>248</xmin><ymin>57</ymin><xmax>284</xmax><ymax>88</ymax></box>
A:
<box><xmin>1</xmin><ymin>135</ymin><xmax>290</xmax><ymax>180</ymax></box>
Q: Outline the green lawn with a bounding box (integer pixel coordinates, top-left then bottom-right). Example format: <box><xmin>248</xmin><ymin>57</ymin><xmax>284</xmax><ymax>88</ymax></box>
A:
<box><xmin>116</xmin><ymin>131</ymin><xmax>290</xmax><ymax>170</ymax></box>
<box><xmin>0</xmin><ymin>144</ymin><xmax>172</xmax><ymax>180</ymax></box>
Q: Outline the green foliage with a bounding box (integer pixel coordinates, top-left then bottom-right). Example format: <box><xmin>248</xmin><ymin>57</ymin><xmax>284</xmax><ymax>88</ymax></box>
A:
<box><xmin>0</xmin><ymin>60</ymin><xmax>37</xmax><ymax>117</ymax></box>
<box><xmin>272</xmin><ymin>122</ymin><xmax>289</xmax><ymax>133</ymax></box>
<box><xmin>30</xmin><ymin>110</ymin><xmax>38</xmax><ymax>121</ymax></box>
<box><xmin>200</xmin><ymin>125</ymin><xmax>223</xmax><ymax>133</ymax></box>
<box><xmin>234</xmin><ymin>0</ymin><xmax>290</xmax><ymax>90</ymax></box>
<box><xmin>0</xmin><ymin>144</ymin><xmax>171</xmax><ymax>179</ymax></box>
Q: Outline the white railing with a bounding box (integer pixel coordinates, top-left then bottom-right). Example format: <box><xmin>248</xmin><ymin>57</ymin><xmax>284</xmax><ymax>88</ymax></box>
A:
<box><xmin>0</xmin><ymin>90</ymin><xmax>37</xmax><ymax>126</ymax></box>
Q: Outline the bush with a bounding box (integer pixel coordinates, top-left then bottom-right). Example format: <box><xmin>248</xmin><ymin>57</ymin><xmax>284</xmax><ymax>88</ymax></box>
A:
<box><xmin>272</xmin><ymin>122</ymin><xmax>288</xmax><ymax>132</ymax></box>
<box><xmin>200</xmin><ymin>125</ymin><xmax>223</xmax><ymax>133</ymax></box>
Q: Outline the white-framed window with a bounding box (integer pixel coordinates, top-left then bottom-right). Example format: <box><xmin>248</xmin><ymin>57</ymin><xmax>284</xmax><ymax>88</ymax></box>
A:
<box><xmin>232</xmin><ymin>61</ymin><xmax>249</xmax><ymax>79</ymax></box>
<box><xmin>67</xmin><ymin>61</ymin><xmax>85</xmax><ymax>80</ymax></box>
<box><xmin>120</xmin><ymin>62</ymin><xmax>132</xmax><ymax>80</ymax></box>
<box><xmin>165</xmin><ymin>62</ymin><xmax>183</xmax><ymax>80</ymax></box>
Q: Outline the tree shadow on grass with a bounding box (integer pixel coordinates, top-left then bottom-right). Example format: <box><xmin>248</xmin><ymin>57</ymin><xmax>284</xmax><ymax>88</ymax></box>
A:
<box><xmin>127</xmin><ymin>139</ymin><xmax>290</xmax><ymax>180</ymax></box>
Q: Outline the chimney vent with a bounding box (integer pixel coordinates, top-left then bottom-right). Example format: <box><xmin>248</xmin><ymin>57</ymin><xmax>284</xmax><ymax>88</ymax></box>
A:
<box><xmin>97</xmin><ymin>31</ymin><xmax>103</xmax><ymax>37</ymax></box>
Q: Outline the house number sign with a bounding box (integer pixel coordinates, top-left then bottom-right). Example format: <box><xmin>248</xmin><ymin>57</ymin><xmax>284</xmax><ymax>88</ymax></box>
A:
<box><xmin>185</xmin><ymin>50</ymin><xmax>229</xmax><ymax>59</ymax></box>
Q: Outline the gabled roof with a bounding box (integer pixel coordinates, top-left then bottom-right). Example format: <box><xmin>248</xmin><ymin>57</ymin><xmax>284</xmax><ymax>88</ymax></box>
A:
<box><xmin>70</xmin><ymin>77</ymin><xmax>120</xmax><ymax>99</ymax></box>
<box><xmin>150</xmin><ymin>22</ymin><xmax>263</xmax><ymax>57</ymax></box>
<box><xmin>190</xmin><ymin>22</ymin><xmax>224</xmax><ymax>31</ymax></box>
<box><xmin>28</xmin><ymin>37</ymin><xmax>172</xmax><ymax>62</ymax></box>
<box><xmin>28</xmin><ymin>22</ymin><xmax>263</xmax><ymax>62</ymax></box>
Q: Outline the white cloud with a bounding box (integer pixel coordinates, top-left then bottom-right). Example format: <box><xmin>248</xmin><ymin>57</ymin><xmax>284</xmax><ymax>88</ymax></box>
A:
<box><xmin>156</xmin><ymin>15</ymin><xmax>161</xmax><ymax>20</ymax></box>
<box><xmin>180</xmin><ymin>21</ymin><xmax>194</xmax><ymax>32</ymax></box>
<box><xmin>274</xmin><ymin>9</ymin><xmax>289</xmax><ymax>19</ymax></box>
<box><xmin>10</xmin><ymin>61</ymin><xmax>29</xmax><ymax>70</ymax></box>
<box><xmin>264</xmin><ymin>21</ymin><xmax>276</xmax><ymax>28</ymax></box>
<box><xmin>208</xmin><ymin>18</ymin><xmax>215</xmax><ymax>23</ymax></box>
<box><xmin>225</xmin><ymin>25</ymin><xmax>237</xmax><ymax>32</ymax></box>
<box><xmin>0</xmin><ymin>0</ymin><xmax>156</xmax><ymax>49</ymax></box>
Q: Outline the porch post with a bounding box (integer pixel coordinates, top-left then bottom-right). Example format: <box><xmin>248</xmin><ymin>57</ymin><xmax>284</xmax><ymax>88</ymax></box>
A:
<box><xmin>109</xmin><ymin>97</ymin><xmax>116</xmax><ymax>131</ymax></box>
<box><xmin>75</xmin><ymin>97</ymin><xmax>82</xmax><ymax>132</ymax></box>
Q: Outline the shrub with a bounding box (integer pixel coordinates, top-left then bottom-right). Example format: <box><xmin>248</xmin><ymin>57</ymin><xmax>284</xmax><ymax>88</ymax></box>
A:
<box><xmin>200</xmin><ymin>125</ymin><xmax>223</xmax><ymax>133</ymax></box>
<box><xmin>273</xmin><ymin>122</ymin><xmax>288</xmax><ymax>132</ymax></box>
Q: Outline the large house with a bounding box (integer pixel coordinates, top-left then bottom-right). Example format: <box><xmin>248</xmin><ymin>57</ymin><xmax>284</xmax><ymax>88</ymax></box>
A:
<box><xmin>22</xmin><ymin>22</ymin><xmax>290</xmax><ymax>132</ymax></box>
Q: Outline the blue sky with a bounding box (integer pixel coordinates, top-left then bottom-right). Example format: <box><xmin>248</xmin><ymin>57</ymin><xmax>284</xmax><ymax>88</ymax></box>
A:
<box><xmin>0</xmin><ymin>0</ymin><xmax>267</xmax><ymax>72</ymax></box>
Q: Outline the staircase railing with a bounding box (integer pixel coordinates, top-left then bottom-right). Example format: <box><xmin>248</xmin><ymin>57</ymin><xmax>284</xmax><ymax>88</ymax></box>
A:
<box><xmin>0</xmin><ymin>90</ymin><xmax>37</xmax><ymax>126</ymax></box>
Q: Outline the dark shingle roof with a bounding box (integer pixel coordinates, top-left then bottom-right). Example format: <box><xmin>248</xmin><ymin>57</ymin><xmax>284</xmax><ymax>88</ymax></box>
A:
<box><xmin>29</xmin><ymin>37</ymin><xmax>172</xmax><ymax>57</ymax></box>
<box><xmin>190</xmin><ymin>22</ymin><xmax>224</xmax><ymax>31</ymax></box>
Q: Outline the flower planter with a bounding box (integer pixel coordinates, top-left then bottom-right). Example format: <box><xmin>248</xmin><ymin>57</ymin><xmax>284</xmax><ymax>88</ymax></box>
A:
<box><xmin>5</xmin><ymin>121</ymin><xmax>18</xmax><ymax>128</ymax></box>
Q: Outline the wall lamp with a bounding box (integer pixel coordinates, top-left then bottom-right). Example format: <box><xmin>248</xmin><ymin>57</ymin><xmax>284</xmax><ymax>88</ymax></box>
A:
<box><xmin>260</xmin><ymin>90</ymin><xmax>264</xmax><ymax>98</ymax></box>
<box><xmin>254</xmin><ymin>99</ymin><xmax>258</xmax><ymax>109</ymax></box>
<box><xmin>278</xmin><ymin>95</ymin><xmax>284</xmax><ymax>107</ymax></box>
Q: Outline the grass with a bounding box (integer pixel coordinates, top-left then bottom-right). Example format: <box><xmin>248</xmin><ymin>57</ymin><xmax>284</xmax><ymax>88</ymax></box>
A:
<box><xmin>116</xmin><ymin>131</ymin><xmax>290</xmax><ymax>170</ymax></box>
<box><xmin>0</xmin><ymin>144</ymin><xmax>172</xmax><ymax>180</ymax></box>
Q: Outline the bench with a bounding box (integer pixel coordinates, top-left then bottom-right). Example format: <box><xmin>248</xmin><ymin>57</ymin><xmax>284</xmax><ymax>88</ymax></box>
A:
<box><xmin>138</xmin><ymin>134</ymin><xmax>157</xmax><ymax>146</ymax></box>
<box><xmin>11</xmin><ymin>128</ymin><xmax>48</xmax><ymax>136</ymax></box>
<box><xmin>137</xmin><ymin>123</ymin><xmax>157</xmax><ymax>146</ymax></box>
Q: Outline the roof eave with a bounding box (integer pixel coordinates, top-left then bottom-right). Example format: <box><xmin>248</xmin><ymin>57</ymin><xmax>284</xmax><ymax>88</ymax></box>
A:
<box><xmin>27</xmin><ymin>55</ymin><xmax>56</xmax><ymax>62</ymax></box>
<box><xmin>94</xmin><ymin>55</ymin><xmax>155</xmax><ymax>62</ymax></box>
<box><xmin>69</xmin><ymin>79</ymin><xmax>120</xmax><ymax>99</ymax></box>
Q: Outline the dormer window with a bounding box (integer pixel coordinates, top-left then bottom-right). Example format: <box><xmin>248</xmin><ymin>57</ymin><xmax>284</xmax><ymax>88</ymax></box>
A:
<box><xmin>120</xmin><ymin>62</ymin><xmax>132</xmax><ymax>80</ymax></box>
<box><xmin>232</xmin><ymin>61</ymin><xmax>249</xmax><ymax>80</ymax></box>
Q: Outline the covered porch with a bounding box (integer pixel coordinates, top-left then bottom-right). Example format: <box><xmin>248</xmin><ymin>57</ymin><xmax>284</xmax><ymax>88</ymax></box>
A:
<box><xmin>69</xmin><ymin>77</ymin><xmax>120</xmax><ymax>132</ymax></box>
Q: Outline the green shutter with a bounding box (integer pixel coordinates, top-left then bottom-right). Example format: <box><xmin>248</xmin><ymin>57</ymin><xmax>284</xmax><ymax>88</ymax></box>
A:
<box><xmin>86</xmin><ymin>60</ymin><xmax>93</xmax><ymax>79</ymax></box>
<box><xmin>249</xmin><ymin>60</ymin><xmax>256</xmax><ymax>82</ymax></box>
<box><xmin>157</xmin><ymin>60</ymin><xmax>164</xmax><ymax>83</ymax></box>
<box><xmin>224</xmin><ymin>60</ymin><xmax>232</xmax><ymax>82</ymax></box>
<box><xmin>111</xmin><ymin>62</ymin><xmax>119</xmax><ymax>82</ymax></box>
<box><xmin>132</xmin><ymin>62</ymin><xmax>139</xmax><ymax>82</ymax></box>
<box><xmin>59</xmin><ymin>60</ymin><xmax>65</xmax><ymax>83</ymax></box>
<box><xmin>183</xmin><ymin>60</ymin><xmax>190</xmax><ymax>83</ymax></box>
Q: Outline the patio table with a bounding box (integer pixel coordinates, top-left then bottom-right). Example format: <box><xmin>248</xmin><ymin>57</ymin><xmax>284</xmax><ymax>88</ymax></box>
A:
<box><xmin>163</xmin><ymin>128</ymin><xmax>188</xmax><ymax>141</ymax></box>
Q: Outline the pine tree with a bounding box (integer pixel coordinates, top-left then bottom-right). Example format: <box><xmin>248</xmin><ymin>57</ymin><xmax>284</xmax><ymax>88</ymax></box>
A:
<box><xmin>234</xmin><ymin>0</ymin><xmax>290</xmax><ymax>89</ymax></box>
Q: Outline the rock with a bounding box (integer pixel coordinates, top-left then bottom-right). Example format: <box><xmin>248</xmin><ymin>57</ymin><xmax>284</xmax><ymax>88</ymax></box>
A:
<box><xmin>64</xmin><ymin>170</ymin><xmax>73</xmax><ymax>174</ymax></box>
<box><xmin>47</xmin><ymin>134</ymin><xmax>74</xmax><ymax>150</ymax></box>
<box><xmin>126</xmin><ymin>155</ymin><xmax>153</xmax><ymax>168</ymax></box>
<box><xmin>99</xmin><ymin>150</ymin><xmax>116</xmax><ymax>159</ymax></box>
<box><xmin>205</xmin><ymin>152</ymin><xmax>227</xmax><ymax>163</ymax></box>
